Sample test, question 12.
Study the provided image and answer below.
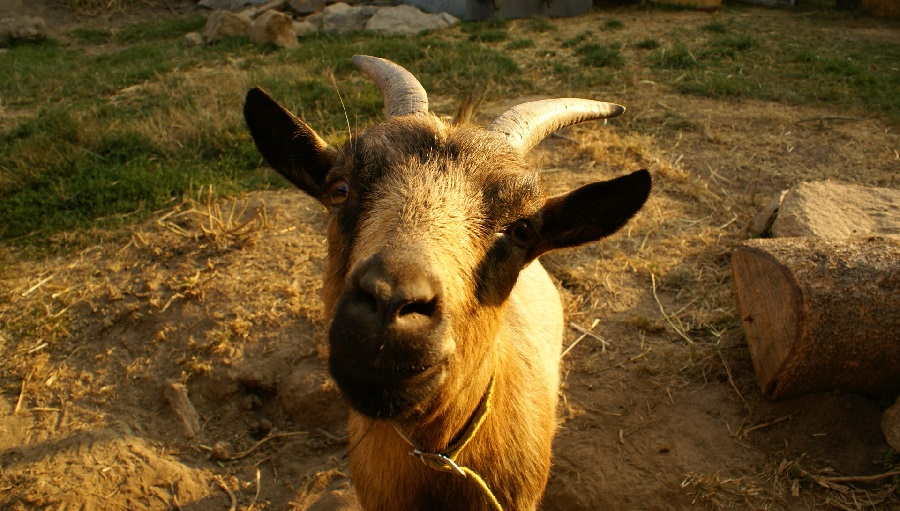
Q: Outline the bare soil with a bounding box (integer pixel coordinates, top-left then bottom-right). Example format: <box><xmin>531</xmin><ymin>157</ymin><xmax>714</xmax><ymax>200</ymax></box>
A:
<box><xmin>2</xmin><ymin>2</ymin><xmax>899</xmax><ymax>510</ymax></box>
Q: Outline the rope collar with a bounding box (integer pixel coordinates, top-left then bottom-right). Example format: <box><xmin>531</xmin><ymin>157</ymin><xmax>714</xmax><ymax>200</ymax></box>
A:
<box><xmin>393</xmin><ymin>375</ymin><xmax>503</xmax><ymax>511</ymax></box>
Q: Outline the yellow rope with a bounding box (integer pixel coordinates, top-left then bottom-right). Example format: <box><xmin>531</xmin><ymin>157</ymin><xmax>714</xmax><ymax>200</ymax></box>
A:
<box><xmin>394</xmin><ymin>375</ymin><xmax>503</xmax><ymax>511</ymax></box>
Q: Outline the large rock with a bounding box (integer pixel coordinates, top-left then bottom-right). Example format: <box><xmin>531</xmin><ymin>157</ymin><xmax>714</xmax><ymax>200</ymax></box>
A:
<box><xmin>289</xmin><ymin>0</ymin><xmax>325</xmax><ymax>14</ymax></box>
<box><xmin>767</xmin><ymin>181</ymin><xmax>900</xmax><ymax>238</ymax></box>
<box><xmin>318</xmin><ymin>3</ymin><xmax>380</xmax><ymax>34</ymax></box>
<box><xmin>0</xmin><ymin>16</ymin><xmax>48</xmax><ymax>46</ymax></box>
<box><xmin>365</xmin><ymin>5</ymin><xmax>459</xmax><ymax>36</ymax></box>
<box><xmin>204</xmin><ymin>10</ymin><xmax>252</xmax><ymax>43</ymax></box>
<box><xmin>248</xmin><ymin>10</ymin><xmax>298</xmax><ymax>48</ymax></box>
<box><xmin>293</xmin><ymin>20</ymin><xmax>318</xmax><ymax>37</ymax></box>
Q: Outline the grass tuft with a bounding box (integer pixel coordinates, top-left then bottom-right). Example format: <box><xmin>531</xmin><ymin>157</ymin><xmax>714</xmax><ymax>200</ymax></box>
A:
<box><xmin>526</xmin><ymin>17</ymin><xmax>557</xmax><ymax>33</ymax></box>
<box><xmin>576</xmin><ymin>43</ymin><xmax>624</xmax><ymax>68</ymax></box>
<box><xmin>636</xmin><ymin>38</ymin><xmax>660</xmax><ymax>50</ymax></box>
<box><xmin>506</xmin><ymin>38</ymin><xmax>535</xmax><ymax>51</ymax></box>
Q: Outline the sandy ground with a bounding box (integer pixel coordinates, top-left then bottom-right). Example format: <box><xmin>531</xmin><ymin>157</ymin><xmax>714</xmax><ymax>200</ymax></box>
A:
<box><xmin>1</xmin><ymin>1</ymin><xmax>899</xmax><ymax>510</ymax></box>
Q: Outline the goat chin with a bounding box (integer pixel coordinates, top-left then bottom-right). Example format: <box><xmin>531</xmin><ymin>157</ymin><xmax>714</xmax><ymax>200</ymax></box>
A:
<box><xmin>347</xmin><ymin>260</ymin><xmax>563</xmax><ymax>511</ymax></box>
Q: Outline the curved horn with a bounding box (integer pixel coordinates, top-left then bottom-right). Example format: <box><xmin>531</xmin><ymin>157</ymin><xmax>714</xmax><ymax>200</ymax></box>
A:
<box><xmin>352</xmin><ymin>55</ymin><xmax>428</xmax><ymax>119</ymax></box>
<box><xmin>488</xmin><ymin>99</ymin><xmax>625</xmax><ymax>155</ymax></box>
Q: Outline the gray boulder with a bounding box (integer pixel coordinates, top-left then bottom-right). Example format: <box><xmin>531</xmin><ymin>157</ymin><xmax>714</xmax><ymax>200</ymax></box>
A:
<box><xmin>365</xmin><ymin>5</ymin><xmax>459</xmax><ymax>36</ymax></box>
<box><xmin>318</xmin><ymin>3</ymin><xmax>380</xmax><ymax>34</ymax></box>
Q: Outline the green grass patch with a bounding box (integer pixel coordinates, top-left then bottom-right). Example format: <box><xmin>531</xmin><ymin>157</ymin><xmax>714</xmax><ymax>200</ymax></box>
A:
<box><xmin>701</xmin><ymin>22</ymin><xmax>728</xmax><ymax>34</ymax></box>
<box><xmin>116</xmin><ymin>15</ymin><xmax>206</xmax><ymax>43</ymax></box>
<box><xmin>526</xmin><ymin>17</ymin><xmax>557</xmax><ymax>33</ymax></box>
<box><xmin>506</xmin><ymin>38</ymin><xmax>535</xmax><ymax>51</ymax></box>
<box><xmin>0</xmin><ymin>26</ymin><xmax>526</xmax><ymax>246</ymax></box>
<box><xmin>2</xmin><ymin>8</ymin><xmax>898</xmax><ymax>250</ymax></box>
<box><xmin>468</xmin><ymin>30</ymin><xmax>509</xmax><ymax>43</ymax></box>
<box><xmin>653</xmin><ymin>45</ymin><xmax>698</xmax><ymax>69</ymax></box>
<box><xmin>561</xmin><ymin>30</ymin><xmax>592</xmax><ymax>48</ymax></box>
<box><xmin>603</xmin><ymin>19</ymin><xmax>624</xmax><ymax>30</ymax></box>
<box><xmin>636</xmin><ymin>38</ymin><xmax>660</xmax><ymax>50</ymax></box>
<box><xmin>576</xmin><ymin>43</ymin><xmax>624</xmax><ymax>68</ymax></box>
<box><xmin>68</xmin><ymin>27</ymin><xmax>113</xmax><ymax>44</ymax></box>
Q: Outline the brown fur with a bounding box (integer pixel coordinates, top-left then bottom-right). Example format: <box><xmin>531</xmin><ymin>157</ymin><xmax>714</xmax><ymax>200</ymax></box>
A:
<box><xmin>325</xmin><ymin>115</ymin><xmax>559</xmax><ymax>510</ymax></box>
<box><xmin>243</xmin><ymin>82</ymin><xmax>650</xmax><ymax>510</ymax></box>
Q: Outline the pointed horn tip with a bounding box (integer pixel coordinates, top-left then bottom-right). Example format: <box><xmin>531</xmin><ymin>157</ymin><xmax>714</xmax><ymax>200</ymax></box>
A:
<box><xmin>609</xmin><ymin>104</ymin><xmax>626</xmax><ymax>118</ymax></box>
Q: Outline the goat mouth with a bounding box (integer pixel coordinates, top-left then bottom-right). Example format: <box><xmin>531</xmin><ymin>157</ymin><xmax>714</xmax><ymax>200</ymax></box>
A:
<box><xmin>328</xmin><ymin>356</ymin><xmax>448</xmax><ymax>419</ymax></box>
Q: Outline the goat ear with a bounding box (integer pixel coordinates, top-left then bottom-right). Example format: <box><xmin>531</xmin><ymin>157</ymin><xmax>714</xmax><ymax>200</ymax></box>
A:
<box><xmin>527</xmin><ymin>169</ymin><xmax>651</xmax><ymax>260</ymax></box>
<box><xmin>244</xmin><ymin>87</ymin><xmax>337</xmax><ymax>199</ymax></box>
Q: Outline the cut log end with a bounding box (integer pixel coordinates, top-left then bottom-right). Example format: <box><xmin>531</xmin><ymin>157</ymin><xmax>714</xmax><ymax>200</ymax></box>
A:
<box><xmin>732</xmin><ymin>247</ymin><xmax>802</xmax><ymax>396</ymax></box>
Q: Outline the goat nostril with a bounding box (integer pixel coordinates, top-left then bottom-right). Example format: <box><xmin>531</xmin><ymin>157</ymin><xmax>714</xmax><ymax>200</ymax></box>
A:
<box><xmin>355</xmin><ymin>289</ymin><xmax>380</xmax><ymax>315</ymax></box>
<box><xmin>396</xmin><ymin>297</ymin><xmax>437</xmax><ymax>318</ymax></box>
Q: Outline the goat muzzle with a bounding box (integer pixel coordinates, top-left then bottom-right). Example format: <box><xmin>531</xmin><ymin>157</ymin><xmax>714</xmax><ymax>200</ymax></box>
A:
<box><xmin>328</xmin><ymin>250</ymin><xmax>453</xmax><ymax>418</ymax></box>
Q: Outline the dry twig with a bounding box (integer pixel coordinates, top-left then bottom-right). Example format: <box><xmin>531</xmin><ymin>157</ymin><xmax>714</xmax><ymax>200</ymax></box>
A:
<box><xmin>214</xmin><ymin>477</ymin><xmax>237</xmax><ymax>511</ymax></box>
<box><xmin>228</xmin><ymin>431</ymin><xmax>308</xmax><ymax>461</ymax></box>
<box><xmin>651</xmin><ymin>274</ymin><xmax>693</xmax><ymax>344</ymax></box>
<box><xmin>719</xmin><ymin>352</ymin><xmax>751</xmax><ymax>414</ymax></box>
<box><xmin>564</xmin><ymin>320</ymin><xmax>607</xmax><ymax>357</ymax></box>
<box><xmin>743</xmin><ymin>415</ymin><xmax>790</xmax><ymax>437</ymax></box>
<box><xmin>248</xmin><ymin>468</ymin><xmax>261</xmax><ymax>511</ymax></box>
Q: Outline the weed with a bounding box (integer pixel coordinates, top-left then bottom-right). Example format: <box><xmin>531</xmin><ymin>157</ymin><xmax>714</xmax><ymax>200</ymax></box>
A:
<box><xmin>604</xmin><ymin>19</ymin><xmax>624</xmax><ymax>30</ymax></box>
<box><xmin>468</xmin><ymin>30</ymin><xmax>509</xmax><ymax>43</ymax></box>
<box><xmin>636</xmin><ymin>38</ymin><xmax>660</xmax><ymax>50</ymax></box>
<box><xmin>701</xmin><ymin>22</ymin><xmax>728</xmax><ymax>34</ymax></box>
<box><xmin>68</xmin><ymin>27</ymin><xmax>113</xmax><ymax>45</ymax></box>
<box><xmin>705</xmin><ymin>35</ymin><xmax>756</xmax><ymax>60</ymax></box>
<box><xmin>653</xmin><ymin>45</ymin><xmax>699</xmax><ymax>69</ymax></box>
<box><xmin>526</xmin><ymin>17</ymin><xmax>557</xmax><ymax>33</ymax></box>
<box><xmin>561</xmin><ymin>30</ymin><xmax>592</xmax><ymax>48</ymax></box>
<box><xmin>506</xmin><ymin>38</ymin><xmax>535</xmax><ymax>51</ymax></box>
<box><xmin>461</xmin><ymin>18</ymin><xmax>509</xmax><ymax>33</ymax></box>
<box><xmin>576</xmin><ymin>43</ymin><xmax>624</xmax><ymax>68</ymax></box>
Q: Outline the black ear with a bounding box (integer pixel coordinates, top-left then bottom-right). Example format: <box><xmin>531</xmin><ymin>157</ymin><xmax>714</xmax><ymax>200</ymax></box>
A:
<box><xmin>244</xmin><ymin>87</ymin><xmax>337</xmax><ymax>199</ymax></box>
<box><xmin>527</xmin><ymin>169</ymin><xmax>651</xmax><ymax>260</ymax></box>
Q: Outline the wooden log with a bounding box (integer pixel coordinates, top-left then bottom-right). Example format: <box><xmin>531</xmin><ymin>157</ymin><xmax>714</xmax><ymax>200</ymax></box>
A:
<box><xmin>732</xmin><ymin>235</ymin><xmax>900</xmax><ymax>399</ymax></box>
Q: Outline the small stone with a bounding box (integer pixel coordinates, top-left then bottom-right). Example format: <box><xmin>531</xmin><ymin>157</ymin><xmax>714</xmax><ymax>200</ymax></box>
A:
<box><xmin>211</xmin><ymin>440</ymin><xmax>235</xmax><ymax>461</ymax></box>
<box><xmin>182</xmin><ymin>32</ymin><xmax>204</xmax><ymax>47</ymax></box>
<box><xmin>883</xmin><ymin>397</ymin><xmax>900</xmax><ymax>452</ymax></box>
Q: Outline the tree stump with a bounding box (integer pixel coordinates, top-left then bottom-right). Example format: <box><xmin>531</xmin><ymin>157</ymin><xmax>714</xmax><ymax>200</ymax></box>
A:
<box><xmin>732</xmin><ymin>235</ymin><xmax>900</xmax><ymax>399</ymax></box>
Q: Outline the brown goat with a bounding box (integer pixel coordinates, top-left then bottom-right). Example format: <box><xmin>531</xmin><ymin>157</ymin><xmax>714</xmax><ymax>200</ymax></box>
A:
<box><xmin>244</xmin><ymin>56</ymin><xmax>651</xmax><ymax>510</ymax></box>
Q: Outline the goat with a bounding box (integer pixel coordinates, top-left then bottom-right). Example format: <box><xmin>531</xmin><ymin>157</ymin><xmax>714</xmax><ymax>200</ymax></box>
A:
<box><xmin>244</xmin><ymin>55</ymin><xmax>651</xmax><ymax>511</ymax></box>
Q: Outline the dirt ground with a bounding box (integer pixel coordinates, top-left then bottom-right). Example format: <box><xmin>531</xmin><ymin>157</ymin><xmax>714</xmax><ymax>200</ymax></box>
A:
<box><xmin>2</xmin><ymin>1</ymin><xmax>899</xmax><ymax>510</ymax></box>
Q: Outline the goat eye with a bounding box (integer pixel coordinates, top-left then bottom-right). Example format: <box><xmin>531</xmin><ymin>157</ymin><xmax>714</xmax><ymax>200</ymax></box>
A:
<box><xmin>507</xmin><ymin>220</ymin><xmax>534</xmax><ymax>248</ymax></box>
<box><xmin>329</xmin><ymin>181</ymin><xmax>350</xmax><ymax>205</ymax></box>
